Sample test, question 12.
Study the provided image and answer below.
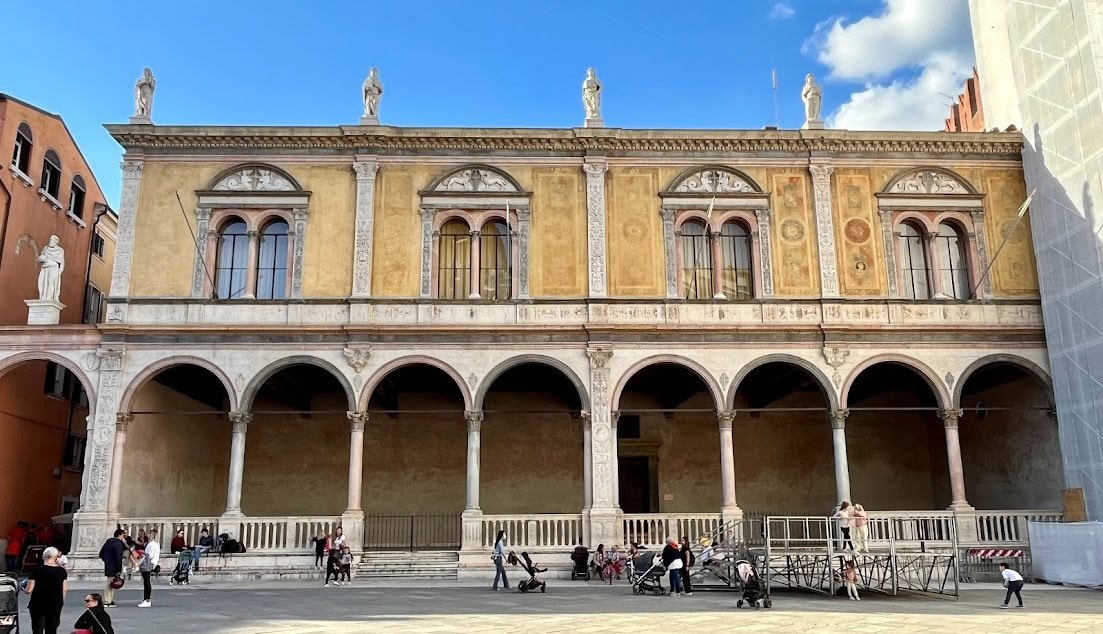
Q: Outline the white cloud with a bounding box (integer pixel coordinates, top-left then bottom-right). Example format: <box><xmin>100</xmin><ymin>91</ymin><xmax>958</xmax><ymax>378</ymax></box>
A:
<box><xmin>769</xmin><ymin>3</ymin><xmax>795</xmax><ymax>20</ymax></box>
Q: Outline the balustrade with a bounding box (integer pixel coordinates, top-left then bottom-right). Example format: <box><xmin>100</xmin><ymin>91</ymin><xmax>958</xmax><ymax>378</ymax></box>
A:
<box><xmin>478</xmin><ymin>514</ymin><xmax>584</xmax><ymax>549</ymax></box>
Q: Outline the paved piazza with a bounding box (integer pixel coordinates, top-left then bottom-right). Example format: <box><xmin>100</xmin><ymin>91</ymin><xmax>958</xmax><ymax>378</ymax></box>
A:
<box><xmin>22</xmin><ymin>581</ymin><xmax>1103</xmax><ymax>633</ymax></box>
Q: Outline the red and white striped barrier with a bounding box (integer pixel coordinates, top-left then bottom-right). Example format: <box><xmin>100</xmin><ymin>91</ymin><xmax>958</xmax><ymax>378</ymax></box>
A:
<box><xmin>968</xmin><ymin>548</ymin><xmax>1024</xmax><ymax>558</ymax></box>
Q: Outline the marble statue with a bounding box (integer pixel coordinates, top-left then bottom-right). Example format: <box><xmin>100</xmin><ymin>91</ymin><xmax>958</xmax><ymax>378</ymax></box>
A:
<box><xmin>37</xmin><ymin>235</ymin><xmax>65</xmax><ymax>302</ymax></box>
<box><xmin>801</xmin><ymin>73</ymin><xmax>823</xmax><ymax>124</ymax></box>
<box><xmin>582</xmin><ymin>68</ymin><xmax>602</xmax><ymax>121</ymax></box>
<box><xmin>134</xmin><ymin>68</ymin><xmax>156</xmax><ymax>119</ymax></box>
<box><xmin>362</xmin><ymin>68</ymin><xmax>383</xmax><ymax>119</ymax></box>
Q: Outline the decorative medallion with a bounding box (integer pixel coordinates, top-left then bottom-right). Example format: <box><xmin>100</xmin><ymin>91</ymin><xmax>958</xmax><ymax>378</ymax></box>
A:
<box><xmin>998</xmin><ymin>219</ymin><xmax>1027</xmax><ymax>245</ymax></box>
<box><xmin>780</xmin><ymin>219</ymin><xmax>805</xmax><ymax>242</ymax></box>
<box><xmin>622</xmin><ymin>220</ymin><xmax>645</xmax><ymax>245</ymax></box>
<box><xmin>342</xmin><ymin>347</ymin><xmax>372</xmax><ymax>374</ymax></box>
<box><xmin>844</xmin><ymin>218</ymin><xmax>871</xmax><ymax>243</ymax></box>
<box><xmin>945</xmin><ymin>371</ymin><xmax>955</xmax><ymax>389</ymax></box>
<box><xmin>719</xmin><ymin>373</ymin><xmax>730</xmax><ymax>389</ymax></box>
<box><xmin>468</xmin><ymin>373</ymin><xmax>478</xmax><ymax>389</ymax></box>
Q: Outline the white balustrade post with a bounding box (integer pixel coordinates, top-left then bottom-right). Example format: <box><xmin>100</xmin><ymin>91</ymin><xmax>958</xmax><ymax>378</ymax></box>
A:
<box><xmin>830</xmin><ymin>409</ymin><xmax>852</xmax><ymax>505</ymax></box>
<box><xmin>342</xmin><ymin>411</ymin><xmax>367</xmax><ymax>550</ymax></box>
<box><xmin>106</xmin><ymin>413</ymin><xmax>133</xmax><ymax>519</ymax></box>
<box><xmin>461</xmin><ymin>411</ymin><xmax>484</xmax><ymax>552</ymax></box>
<box><xmin>717</xmin><ymin>410</ymin><xmax>742</xmax><ymax>521</ymax></box>
<box><xmin>219</xmin><ymin>412</ymin><xmax>250</xmax><ymax>539</ymax></box>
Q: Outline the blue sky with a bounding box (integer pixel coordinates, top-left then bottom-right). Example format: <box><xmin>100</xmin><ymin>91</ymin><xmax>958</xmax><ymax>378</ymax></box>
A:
<box><xmin>3</xmin><ymin>0</ymin><xmax>973</xmax><ymax>207</ymax></box>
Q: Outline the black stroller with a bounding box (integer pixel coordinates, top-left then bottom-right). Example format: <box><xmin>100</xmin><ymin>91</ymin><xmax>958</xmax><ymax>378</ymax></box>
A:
<box><xmin>734</xmin><ymin>560</ymin><xmax>772</xmax><ymax>609</ymax></box>
<box><xmin>168</xmin><ymin>549</ymin><xmax>195</xmax><ymax>586</ymax></box>
<box><xmin>508</xmin><ymin>551</ymin><xmax>547</xmax><ymax>593</ymax></box>
<box><xmin>628</xmin><ymin>551</ymin><xmax>666</xmax><ymax>595</ymax></box>
<box><xmin>0</xmin><ymin>573</ymin><xmax>19</xmax><ymax>633</ymax></box>
<box><xmin>569</xmin><ymin>546</ymin><xmax>591</xmax><ymax>581</ymax></box>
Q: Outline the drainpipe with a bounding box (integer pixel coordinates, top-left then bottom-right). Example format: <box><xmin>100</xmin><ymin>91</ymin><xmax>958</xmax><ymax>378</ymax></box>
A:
<box><xmin>79</xmin><ymin>203</ymin><xmax>110</xmax><ymax>323</ymax></box>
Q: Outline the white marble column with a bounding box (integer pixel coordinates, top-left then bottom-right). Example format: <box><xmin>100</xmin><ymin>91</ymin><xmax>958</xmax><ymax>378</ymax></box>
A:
<box><xmin>940</xmin><ymin>409</ymin><xmax>973</xmax><ymax>510</ymax></box>
<box><xmin>808</xmin><ymin>163</ymin><xmax>840</xmax><ymax>298</ymax></box>
<box><xmin>581</xmin><ymin>411</ymin><xmax>593</xmax><ymax>512</ymax></box>
<box><xmin>223</xmin><ymin>413</ymin><xmax>251</xmax><ymax>517</ymax></box>
<box><xmin>106</xmin><ymin>413</ymin><xmax>133</xmax><ymax>518</ymax></box>
<box><xmin>464</xmin><ymin>411</ymin><xmax>483</xmax><ymax>511</ymax></box>
<box><xmin>242</xmin><ymin>230</ymin><xmax>259</xmax><ymax>299</ymax></box>
<box><xmin>829</xmin><ymin>409</ymin><xmax>851</xmax><ymax>505</ymax></box>
<box><xmin>351</xmin><ymin>159</ymin><xmax>379</xmax><ymax>297</ymax></box>
<box><xmin>610</xmin><ymin>411</ymin><xmax>621</xmax><ymax>507</ymax></box>
<box><xmin>717</xmin><ymin>410</ymin><xmax>741</xmax><ymax>515</ymax></box>
<box><xmin>345</xmin><ymin>412</ymin><xmax>366</xmax><ymax>512</ymax></box>
<box><xmin>468</xmin><ymin>230</ymin><xmax>482</xmax><ymax>299</ymax></box>
<box><xmin>583</xmin><ymin>160</ymin><xmax>609</xmax><ymax>298</ymax></box>
<box><xmin>586</xmin><ymin>347</ymin><xmax>620</xmax><ymax>546</ymax></box>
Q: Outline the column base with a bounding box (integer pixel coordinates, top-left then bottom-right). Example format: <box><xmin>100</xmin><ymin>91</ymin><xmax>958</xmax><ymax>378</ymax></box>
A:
<box><xmin>218</xmin><ymin>511</ymin><xmax>246</xmax><ymax>541</ymax></box>
<box><xmin>460</xmin><ymin>509</ymin><xmax>483</xmax><ymax>552</ymax></box>
<box><xmin>71</xmin><ymin>511</ymin><xmax>111</xmax><ymax>555</ymax></box>
<box><xmin>587</xmin><ymin>507</ymin><xmax>621</xmax><ymax>547</ymax></box>
<box><xmin>340</xmin><ymin>510</ymin><xmax>365</xmax><ymax>551</ymax></box>
<box><xmin>951</xmin><ymin>506</ymin><xmax>978</xmax><ymax>544</ymax></box>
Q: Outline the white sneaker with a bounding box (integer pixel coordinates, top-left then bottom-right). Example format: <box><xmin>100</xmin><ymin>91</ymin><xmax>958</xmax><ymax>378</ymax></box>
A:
<box><xmin>998</xmin><ymin>604</ymin><xmax>1009</xmax><ymax>609</ymax></box>
<box><xmin>856</xmin><ymin>597</ymin><xmax>861</xmax><ymax>601</ymax></box>
<box><xmin>324</xmin><ymin>583</ymin><xmax>329</xmax><ymax>587</ymax></box>
<box><xmin>849</xmin><ymin>596</ymin><xmax>856</xmax><ymax>601</ymax></box>
<box><xmin>137</xmin><ymin>601</ymin><xmax>151</xmax><ymax>608</ymax></box>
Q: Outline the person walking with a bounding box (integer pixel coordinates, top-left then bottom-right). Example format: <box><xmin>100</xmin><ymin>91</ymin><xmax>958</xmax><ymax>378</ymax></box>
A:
<box><xmin>324</xmin><ymin>549</ymin><xmax>341</xmax><ymax>587</ymax></box>
<box><xmin>843</xmin><ymin>557</ymin><xmax>861</xmax><ymax>601</ymax></box>
<box><xmin>679</xmin><ymin>536</ymin><xmax>695</xmax><ymax>596</ymax></box>
<box><xmin>661</xmin><ymin>537</ymin><xmax>685</xmax><ymax>597</ymax></box>
<box><xmin>833</xmin><ymin>501</ymin><xmax>854</xmax><ymax>552</ymax></box>
<box><xmin>24</xmin><ymin>546</ymin><xmax>68</xmax><ymax>634</ymax></box>
<box><xmin>998</xmin><ymin>562</ymin><xmax>1025</xmax><ymax>609</ymax></box>
<box><xmin>73</xmin><ymin>593</ymin><xmax>114</xmax><ymax>634</ymax></box>
<box><xmin>5</xmin><ymin>521</ymin><xmax>27</xmax><ymax>573</ymax></box>
<box><xmin>851</xmin><ymin>503</ymin><xmax>869</xmax><ymax>553</ymax></box>
<box><xmin>491</xmin><ymin>530</ymin><xmax>509</xmax><ymax>591</ymax></box>
<box><xmin>137</xmin><ymin>529</ymin><xmax>160</xmax><ymax>608</ymax></box>
<box><xmin>97</xmin><ymin>529</ymin><xmax>126</xmax><ymax>608</ymax></box>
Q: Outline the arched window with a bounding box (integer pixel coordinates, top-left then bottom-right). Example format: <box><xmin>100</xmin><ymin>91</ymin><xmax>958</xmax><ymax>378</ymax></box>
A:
<box><xmin>898</xmin><ymin>222</ymin><xmax>931</xmax><ymax>300</ymax></box>
<box><xmin>437</xmin><ymin>219</ymin><xmax>471</xmax><ymax>299</ymax></box>
<box><xmin>41</xmin><ymin>150</ymin><xmax>62</xmax><ymax>199</ymax></box>
<box><xmin>680</xmin><ymin>221</ymin><xmax>712</xmax><ymax>299</ymax></box>
<box><xmin>719</xmin><ymin>220</ymin><xmax>754</xmax><ymax>299</ymax></box>
<box><xmin>68</xmin><ymin>175</ymin><xmax>86</xmax><ymax>220</ymax></box>
<box><xmin>256</xmin><ymin>219</ymin><xmax>289</xmax><ymax>299</ymax></box>
<box><xmin>935</xmin><ymin>222</ymin><xmax>970</xmax><ymax>299</ymax></box>
<box><xmin>215</xmin><ymin>219</ymin><xmax>249</xmax><ymax>299</ymax></box>
<box><xmin>12</xmin><ymin>122</ymin><xmax>32</xmax><ymax>174</ymax></box>
<box><xmin>479</xmin><ymin>220</ymin><xmax>511</xmax><ymax>300</ymax></box>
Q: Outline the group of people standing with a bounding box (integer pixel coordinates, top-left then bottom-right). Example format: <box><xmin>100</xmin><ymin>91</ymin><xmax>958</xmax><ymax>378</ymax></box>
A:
<box><xmin>660</xmin><ymin>537</ymin><xmax>696</xmax><ymax>597</ymax></box>
<box><xmin>311</xmin><ymin>526</ymin><xmax>354</xmax><ymax>587</ymax></box>
<box><xmin>99</xmin><ymin>527</ymin><xmax>160</xmax><ymax>609</ymax></box>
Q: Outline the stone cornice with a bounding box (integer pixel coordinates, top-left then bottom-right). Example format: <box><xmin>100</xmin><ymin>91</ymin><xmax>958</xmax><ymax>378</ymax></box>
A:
<box><xmin>104</xmin><ymin>125</ymin><xmax>1024</xmax><ymax>158</ymax></box>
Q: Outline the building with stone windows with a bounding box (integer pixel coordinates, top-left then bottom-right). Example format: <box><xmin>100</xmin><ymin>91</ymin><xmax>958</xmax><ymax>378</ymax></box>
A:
<box><xmin>0</xmin><ymin>119</ymin><xmax>1065</xmax><ymax>574</ymax></box>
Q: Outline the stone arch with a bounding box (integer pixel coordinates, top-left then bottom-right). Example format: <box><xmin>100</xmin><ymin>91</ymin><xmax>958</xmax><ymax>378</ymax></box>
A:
<box><xmin>426</xmin><ymin>164</ymin><xmax>523</xmax><ymax>193</ymax></box>
<box><xmin>204</xmin><ymin>162</ymin><xmax>303</xmax><ymax>192</ymax></box>
<box><xmin>119</xmin><ymin>355</ymin><xmax>238</xmax><ymax>413</ymax></box>
<box><xmin>0</xmin><ymin>351</ymin><xmax>97</xmax><ymax>415</ymax></box>
<box><xmin>953</xmin><ymin>354</ymin><xmax>1053</xmax><ymax>409</ymax></box>
<box><xmin>840</xmin><ymin>354</ymin><xmax>950</xmax><ymax>409</ymax></box>
<box><xmin>474</xmin><ymin>354</ymin><xmax>589</xmax><ymax>411</ymax></box>
<box><xmin>727</xmin><ymin>353</ymin><xmax>839</xmax><ymax>410</ymax></box>
<box><xmin>240</xmin><ymin>355</ymin><xmax>356</xmax><ymax>411</ymax></box>
<box><xmin>612</xmin><ymin>354</ymin><xmax>724</xmax><ymax>411</ymax></box>
<box><xmin>360</xmin><ymin>355</ymin><xmax>473</xmax><ymax>412</ymax></box>
<box><xmin>882</xmin><ymin>166</ymin><xmax>978</xmax><ymax>195</ymax></box>
<box><xmin>664</xmin><ymin>165</ymin><xmax>764</xmax><ymax>194</ymax></box>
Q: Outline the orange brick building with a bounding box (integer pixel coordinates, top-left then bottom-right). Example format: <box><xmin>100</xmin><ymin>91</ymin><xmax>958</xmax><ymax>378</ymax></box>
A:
<box><xmin>945</xmin><ymin>67</ymin><xmax>986</xmax><ymax>132</ymax></box>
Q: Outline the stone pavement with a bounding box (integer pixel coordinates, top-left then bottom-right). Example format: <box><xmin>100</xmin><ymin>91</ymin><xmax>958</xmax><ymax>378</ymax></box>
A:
<box><xmin>20</xmin><ymin>580</ymin><xmax>1103</xmax><ymax>633</ymax></box>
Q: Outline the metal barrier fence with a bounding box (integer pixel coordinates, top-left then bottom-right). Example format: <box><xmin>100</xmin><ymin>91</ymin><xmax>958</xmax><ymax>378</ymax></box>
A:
<box><xmin>958</xmin><ymin>547</ymin><xmax>1032</xmax><ymax>583</ymax></box>
<box><xmin>363</xmin><ymin>514</ymin><xmax>461</xmax><ymax>551</ymax></box>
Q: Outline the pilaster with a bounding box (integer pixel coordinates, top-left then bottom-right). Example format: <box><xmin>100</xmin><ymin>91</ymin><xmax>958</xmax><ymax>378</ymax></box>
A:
<box><xmin>879</xmin><ymin>208</ymin><xmax>899</xmax><ymax>297</ymax></box>
<box><xmin>661</xmin><ymin>206</ymin><xmax>679</xmax><ymax>299</ymax></box>
<box><xmin>290</xmin><ymin>207</ymin><xmax>308</xmax><ymax>299</ymax></box>
<box><xmin>969</xmin><ymin>210</ymin><xmax>994</xmax><ymax>298</ymax></box>
<box><xmin>190</xmin><ymin>207</ymin><xmax>212</xmax><ymax>297</ymax></box>
<box><xmin>516</xmin><ymin>206</ymin><xmax>532</xmax><ymax>299</ymax></box>
<box><xmin>72</xmin><ymin>347</ymin><xmax>126</xmax><ymax>554</ymax></box>
<box><xmin>419</xmin><ymin>207</ymin><xmax>435</xmax><ymax>298</ymax></box>
<box><xmin>583</xmin><ymin>160</ymin><xmax>609</xmax><ymax>298</ymax></box>
<box><xmin>586</xmin><ymin>346</ymin><xmax>620</xmax><ymax>546</ymax></box>
<box><xmin>106</xmin><ymin>160</ymin><xmax>144</xmax><ymax>322</ymax></box>
<box><xmin>809</xmin><ymin>162</ymin><xmax>840</xmax><ymax>298</ymax></box>
<box><xmin>754</xmin><ymin>208</ymin><xmax>774</xmax><ymax>297</ymax></box>
<box><xmin>351</xmin><ymin>159</ymin><xmax>379</xmax><ymax>297</ymax></box>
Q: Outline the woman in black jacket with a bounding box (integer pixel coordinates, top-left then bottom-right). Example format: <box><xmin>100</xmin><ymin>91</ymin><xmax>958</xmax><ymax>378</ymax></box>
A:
<box><xmin>74</xmin><ymin>593</ymin><xmax>114</xmax><ymax>634</ymax></box>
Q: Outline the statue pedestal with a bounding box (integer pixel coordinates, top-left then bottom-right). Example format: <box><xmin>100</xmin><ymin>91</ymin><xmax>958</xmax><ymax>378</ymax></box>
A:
<box><xmin>802</xmin><ymin>118</ymin><xmax>825</xmax><ymax>130</ymax></box>
<box><xmin>128</xmin><ymin>115</ymin><xmax>152</xmax><ymax>125</ymax></box>
<box><xmin>25</xmin><ymin>299</ymin><xmax>64</xmax><ymax>325</ymax></box>
<box><xmin>360</xmin><ymin>115</ymin><xmax>379</xmax><ymax>126</ymax></box>
<box><xmin>585</xmin><ymin>117</ymin><xmax>604</xmax><ymax>128</ymax></box>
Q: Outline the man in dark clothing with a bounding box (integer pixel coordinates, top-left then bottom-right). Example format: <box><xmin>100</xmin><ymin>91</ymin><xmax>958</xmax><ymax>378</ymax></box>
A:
<box><xmin>193</xmin><ymin>528</ymin><xmax>214</xmax><ymax>571</ymax></box>
<box><xmin>97</xmin><ymin>529</ymin><xmax>127</xmax><ymax>607</ymax></box>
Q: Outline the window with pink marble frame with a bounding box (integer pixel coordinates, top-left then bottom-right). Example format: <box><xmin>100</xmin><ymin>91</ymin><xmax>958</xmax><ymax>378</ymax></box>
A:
<box><xmin>673</xmin><ymin>209</ymin><xmax>763</xmax><ymax>299</ymax></box>
<box><xmin>204</xmin><ymin>208</ymin><xmax>296</xmax><ymax>300</ymax></box>
<box><xmin>430</xmin><ymin>209</ymin><xmax>519</xmax><ymax>300</ymax></box>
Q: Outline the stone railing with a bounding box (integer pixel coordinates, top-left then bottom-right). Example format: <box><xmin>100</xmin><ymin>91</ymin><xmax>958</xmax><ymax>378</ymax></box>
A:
<box><xmin>117</xmin><ymin>517</ymin><xmax>218</xmax><ymax>546</ymax></box>
<box><xmin>972</xmin><ymin>510</ymin><xmax>1063</xmax><ymax>545</ymax></box>
<box><xmin>238</xmin><ymin>517</ymin><xmax>342</xmax><ymax>552</ymax></box>
<box><xmin>476</xmin><ymin>514</ymin><xmax>584</xmax><ymax>550</ymax></box>
<box><xmin>622</xmin><ymin>514</ymin><xmax>723</xmax><ymax>549</ymax></box>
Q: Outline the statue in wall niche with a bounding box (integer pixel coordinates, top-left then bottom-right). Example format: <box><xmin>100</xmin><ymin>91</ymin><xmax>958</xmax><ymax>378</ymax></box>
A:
<box><xmin>37</xmin><ymin>235</ymin><xmax>65</xmax><ymax>302</ymax></box>
<box><xmin>801</xmin><ymin>73</ymin><xmax>823</xmax><ymax>123</ymax></box>
<box><xmin>582</xmin><ymin>68</ymin><xmax>602</xmax><ymax>120</ymax></box>
<box><xmin>134</xmin><ymin>67</ymin><xmax>156</xmax><ymax>119</ymax></box>
<box><xmin>362</xmin><ymin>68</ymin><xmax>383</xmax><ymax>118</ymax></box>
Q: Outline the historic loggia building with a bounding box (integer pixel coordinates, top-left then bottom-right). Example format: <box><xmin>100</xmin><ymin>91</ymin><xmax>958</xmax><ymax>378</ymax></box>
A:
<box><xmin>0</xmin><ymin>92</ymin><xmax>1065</xmax><ymax>574</ymax></box>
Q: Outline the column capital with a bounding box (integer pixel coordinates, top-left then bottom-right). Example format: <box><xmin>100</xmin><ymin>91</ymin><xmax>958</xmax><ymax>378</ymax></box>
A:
<box><xmin>586</xmin><ymin>347</ymin><xmax>613</xmax><ymax>369</ymax></box>
<box><xmin>939</xmin><ymin>408</ymin><xmax>963</xmax><ymax>427</ymax></box>
<box><xmin>717</xmin><ymin>410</ymin><xmax>736</xmax><ymax>429</ymax></box>
<box><xmin>352</xmin><ymin>160</ymin><xmax>379</xmax><ymax>180</ymax></box>
<box><xmin>229</xmin><ymin>412</ymin><xmax>252</xmax><ymax>433</ymax></box>
<box><xmin>808</xmin><ymin>163</ymin><xmax>834</xmax><ymax>180</ymax></box>
<box><xmin>829</xmin><ymin>409</ymin><xmax>849</xmax><ymax>429</ymax></box>
<box><xmin>465</xmin><ymin>410</ymin><xmax>484</xmax><ymax>433</ymax></box>
<box><xmin>609</xmin><ymin>410</ymin><xmax>620</xmax><ymax>428</ymax></box>
<box><xmin>115</xmin><ymin>412</ymin><xmax>134</xmax><ymax>432</ymax></box>
<box><xmin>347</xmin><ymin>411</ymin><xmax>368</xmax><ymax>432</ymax></box>
<box><xmin>582</xmin><ymin>160</ymin><xmax>608</xmax><ymax>178</ymax></box>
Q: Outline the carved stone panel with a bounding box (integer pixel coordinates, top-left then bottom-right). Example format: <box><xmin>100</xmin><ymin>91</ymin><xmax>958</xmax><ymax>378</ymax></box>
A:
<box><xmin>586</xmin><ymin>347</ymin><xmax>614</xmax><ymax>509</ymax></box>
<box><xmin>584</xmin><ymin>161</ymin><xmax>609</xmax><ymax>298</ymax></box>
<box><xmin>517</xmin><ymin>207</ymin><xmax>532</xmax><ymax>299</ymax></box>
<box><xmin>661</xmin><ymin>206</ymin><xmax>678</xmax><ymax>298</ymax></box>
<box><xmin>212</xmin><ymin>167</ymin><xmax>296</xmax><ymax>192</ymax></box>
<box><xmin>109</xmin><ymin>160</ymin><xmax>144</xmax><ymax>306</ymax></box>
<box><xmin>888</xmin><ymin>169</ymin><xmax>971</xmax><ymax>195</ymax></box>
<box><xmin>419</xmin><ymin>208</ymin><xmax>434</xmax><ymax>298</ymax></box>
<box><xmin>352</xmin><ymin>160</ymin><xmax>379</xmax><ymax>297</ymax></box>
<box><xmin>809</xmin><ymin>164</ymin><xmax>840</xmax><ymax>298</ymax></box>
<box><xmin>191</xmin><ymin>207</ymin><xmax>212</xmax><ymax>298</ymax></box>
<box><xmin>672</xmin><ymin>168</ymin><xmax>756</xmax><ymax>193</ymax></box>
<box><xmin>291</xmin><ymin>207</ymin><xmax>308</xmax><ymax>299</ymax></box>
<box><xmin>83</xmin><ymin>348</ymin><xmax>125</xmax><ymax>512</ymax></box>
<box><xmin>755</xmin><ymin>208</ymin><xmax>774</xmax><ymax>297</ymax></box>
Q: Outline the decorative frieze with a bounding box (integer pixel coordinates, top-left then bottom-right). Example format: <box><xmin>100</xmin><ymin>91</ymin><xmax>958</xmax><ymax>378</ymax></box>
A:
<box><xmin>290</xmin><ymin>207</ymin><xmax>308</xmax><ymax>299</ymax></box>
<box><xmin>809</xmin><ymin>163</ymin><xmax>840</xmax><ymax>298</ymax></box>
<box><xmin>83</xmin><ymin>348</ymin><xmax>126</xmax><ymax>512</ymax></box>
<box><xmin>878</xmin><ymin>208</ymin><xmax>899</xmax><ymax>297</ymax></box>
<box><xmin>583</xmin><ymin>160</ymin><xmax>608</xmax><ymax>298</ymax></box>
<box><xmin>419</xmin><ymin>208</ymin><xmax>435</xmax><ymax>298</ymax></box>
<box><xmin>352</xmin><ymin>160</ymin><xmax>379</xmax><ymax>297</ymax></box>
<box><xmin>517</xmin><ymin>207</ymin><xmax>532</xmax><ymax>299</ymax></box>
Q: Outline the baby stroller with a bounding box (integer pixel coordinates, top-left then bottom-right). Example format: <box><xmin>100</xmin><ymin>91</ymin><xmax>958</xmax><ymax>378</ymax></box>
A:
<box><xmin>628</xmin><ymin>551</ymin><xmax>666</xmax><ymax>595</ymax></box>
<box><xmin>509</xmin><ymin>551</ymin><xmax>547</xmax><ymax>593</ymax></box>
<box><xmin>168</xmin><ymin>549</ymin><xmax>194</xmax><ymax>586</ymax></box>
<box><xmin>569</xmin><ymin>546</ymin><xmax>590</xmax><ymax>581</ymax></box>
<box><xmin>0</xmin><ymin>573</ymin><xmax>19</xmax><ymax>633</ymax></box>
<box><xmin>734</xmin><ymin>560</ymin><xmax>771</xmax><ymax>609</ymax></box>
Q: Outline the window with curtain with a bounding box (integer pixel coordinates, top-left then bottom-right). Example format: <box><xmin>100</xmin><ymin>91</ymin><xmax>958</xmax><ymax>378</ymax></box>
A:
<box><xmin>12</xmin><ymin>122</ymin><xmax>33</xmax><ymax>174</ymax></box>
<box><xmin>680</xmin><ymin>221</ymin><xmax>712</xmax><ymax>299</ymax></box>
<box><xmin>898</xmin><ymin>222</ymin><xmax>931</xmax><ymax>300</ymax></box>
<box><xmin>479</xmin><ymin>219</ymin><xmax>511</xmax><ymax>300</ymax></box>
<box><xmin>41</xmin><ymin>150</ymin><xmax>62</xmax><ymax>198</ymax></box>
<box><xmin>215</xmin><ymin>219</ymin><xmax>249</xmax><ymax>299</ymax></box>
<box><xmin>437</xmin><ymin>219</ymin><xmax>471</xmax><ymax>299</ymax></box>
<box><xmin>256</xmin><ymin>219</ymin><xmax>289</xmax><ymax>299</ymax></box>
<box><xmin>68</xmin><ymin>175</ymin><xmax>86</xmax><ymax>219</ymax></box>
<box><xmin>719</xmin><ymin>220</ymin><xmax>754</xmax><ymax>299</ymax></box>
<box><xmin>935</xmin><ymin>222</ymin><xmax>970</xmax><ymax>299</ymax></box>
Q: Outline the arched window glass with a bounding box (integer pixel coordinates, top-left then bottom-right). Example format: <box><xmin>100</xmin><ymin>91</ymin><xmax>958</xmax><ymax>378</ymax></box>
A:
<box><xmin>256</xmin><ymin>219</ymin><xmax>289</xmax><ymax>299</ymax></box>
<box><xmin>479</xmin><ymin>220</ymin><xmax>511</xmax><ymax>300</ymax></box>
<box><xmin>215</xmin><ymin>219</ymin><xmax>249</xmax><ymax>299</ymax></box>
<box><xmin>42</xmin><ymin>150</ymin><xmax>62</xmax><ymax>198</ymax></box>
<box><xmin>936</xmin><ymin>222</ymin><xmax>970</xmax><ymax>299</ymax></box>
<box><xmin>899</xmin><ymin>222</ymin><xmax>931</xmax><ymax>300</ymax></box>
<box><xmin>719</xmin><ymin>220</ymin><xmax>753</xmax><ymax>299</ymax></box>
<box><xmin>680</xmin><ymin>221</ymin><xmax>712</xmax><ymax>299</ymax></box>
<box><xmin>12</xmin><ymin>122</ymin><xmax>33</xmax><ymax>174</ymax></box>
<box><xmin>437</xmin><ymin>219</ymin><xmax>471</xmax><ymax>299</ymax></box>
<box><xmin>68</xmin><ymin>175</ymin><xmax>86</xmax><ymax>219</ymax></box>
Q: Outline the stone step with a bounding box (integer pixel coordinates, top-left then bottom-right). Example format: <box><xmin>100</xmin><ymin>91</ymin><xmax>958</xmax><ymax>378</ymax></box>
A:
<box><xmin>354</xmin><ymin>551</ymin><xmax>459</xmax><ymax>579</ymax></box>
